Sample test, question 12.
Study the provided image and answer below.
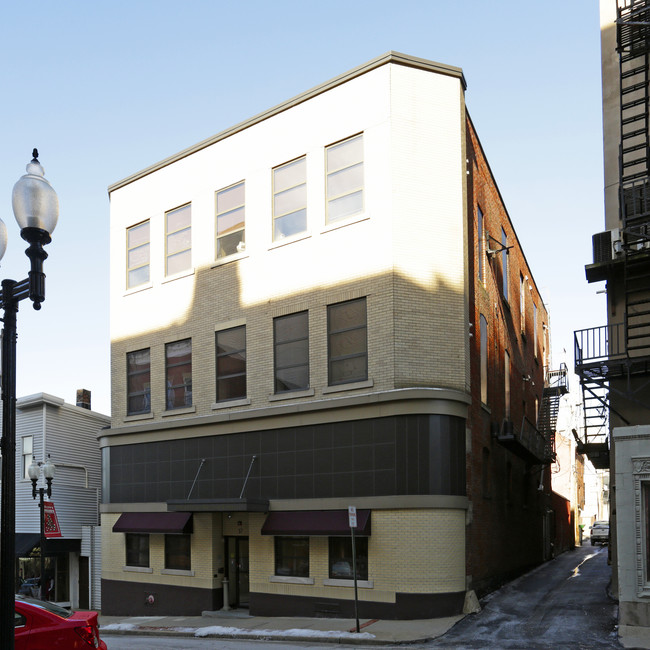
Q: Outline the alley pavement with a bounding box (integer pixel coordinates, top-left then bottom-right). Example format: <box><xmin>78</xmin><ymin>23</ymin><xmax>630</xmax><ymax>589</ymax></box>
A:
<box><xmin>99</xmin><ymin>541</ymin><xmax>622</xmax><ymax>647</ymax></box>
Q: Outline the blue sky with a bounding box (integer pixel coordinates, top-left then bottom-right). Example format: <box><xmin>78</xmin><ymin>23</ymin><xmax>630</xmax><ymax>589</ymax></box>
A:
<box><xmin>0</xmin><ymin>1</ymin><xmax>604</xmax><ymax>415</ymax></box>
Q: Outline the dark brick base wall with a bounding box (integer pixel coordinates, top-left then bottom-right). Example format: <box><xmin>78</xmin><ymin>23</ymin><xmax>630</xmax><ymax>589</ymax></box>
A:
<box><xmin>102</xmin><ymin>579</ymin><xmax>222</xmax><ymax>616</ymax></box>
<box><xmin>250</xmin><ymin>590</ymin><xmax>466</xmax><ymax>620</ymax></box>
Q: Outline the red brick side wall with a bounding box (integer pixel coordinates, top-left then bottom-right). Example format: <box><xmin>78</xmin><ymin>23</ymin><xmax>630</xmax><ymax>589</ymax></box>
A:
<box><xmin>465</xmin><ymin>115</ymin><xmax>553</xmax><ymax>595</ymax></box>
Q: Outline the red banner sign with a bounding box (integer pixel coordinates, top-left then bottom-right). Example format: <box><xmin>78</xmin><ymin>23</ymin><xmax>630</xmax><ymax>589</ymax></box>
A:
<box><xmin>43</xmin><ymin>501</ymin><xmax>62</xmax><ymax>538</ymax></box>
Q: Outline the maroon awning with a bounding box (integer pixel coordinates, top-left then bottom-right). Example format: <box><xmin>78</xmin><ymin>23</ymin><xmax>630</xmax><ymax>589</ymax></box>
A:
<box><xmin>261</xmin><ymin>510</ymin><xmax>371</xmax><ymax>537</ymax></box>
<box><xmin>112</xmin><ymin>512</ymin><xmax>193</xmax><ymax>534</ymax></box>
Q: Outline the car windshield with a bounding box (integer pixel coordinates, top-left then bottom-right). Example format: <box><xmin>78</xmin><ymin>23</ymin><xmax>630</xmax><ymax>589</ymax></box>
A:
<box><xmin>16</xmin><ymin>596</ymin><xmax>73</xmax><ymax>619</ymax></box>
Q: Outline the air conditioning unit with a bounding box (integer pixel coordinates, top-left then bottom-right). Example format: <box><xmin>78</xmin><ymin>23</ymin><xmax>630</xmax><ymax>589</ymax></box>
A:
<box><xmin>592</xmin><ymin>228</ymin><xmax>622</xmax><ymax>264</ymax></box>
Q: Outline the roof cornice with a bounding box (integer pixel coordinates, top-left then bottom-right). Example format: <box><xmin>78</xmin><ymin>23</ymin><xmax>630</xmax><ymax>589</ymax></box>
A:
<box><xmin>108</xmin><ymin>51</ymin><xmax>466</xmax><ymax>193</ymax></box>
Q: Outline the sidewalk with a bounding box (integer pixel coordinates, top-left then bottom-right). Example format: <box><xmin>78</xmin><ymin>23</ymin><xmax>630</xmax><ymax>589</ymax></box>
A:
<box><xmin>99</xmin><ymin>608</ymin><xmax>464</xmax><ymax>645</ymax></box>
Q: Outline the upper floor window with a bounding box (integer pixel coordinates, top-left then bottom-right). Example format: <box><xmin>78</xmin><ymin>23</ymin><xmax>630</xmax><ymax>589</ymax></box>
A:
<box><xmin>327</xmin><ymin>297</ymin><xmax>367</xmax><ymax>386</ymax></box>
<box><xmin>520</xmin><ymin>273</ymin><xmax>526</xmax><ymax>333</ymax></box>
<box><xmin>273</xmin><ymin>156</ymin><xmax>307</xmax><ymax>241</ymax></box>
<box><xmin>533</xmin><ymin>302</ymin><xmax>538</xmax><ymax>358</ymax></box>
<box><xmin>501</xmin><ymin>227</ymin><xmax>509</xmax><ymax>302</ymax></box>
<box><xmin>22</xmin><ymin>436</ymin><xmax>33</xmax><ymax>480</ymax></box>
<box><xmin>480</xmin><ymin>314</ymin><xmax>488</xmax><ymax>404</ymax></box>
<box><xmin>127</xmin><ymin>348</ymin><xmax>151</xmax><ymax>415</ymax></box>
<box><xmin>504</xmin><ymin>349</ymin><xmax>511</xmax><ymax>419</ymax></box>
<box><xmin>477</xmin><ymin>206</ymin><xmax>484</xmax><ymax>283</ymax></box>
<box><xmin>166</xmin><ymin>339</ymin><xmax>192</xmax><ymax>410</ymax></box>
<box><xmin>274</xmin><ymin>311</ymin><xmax>309</xmax><ymax>393</ymax></box>
<box><xmin>326</xmin><ymin>134</ymin><xmax>364</xmax><ymax>223</ymax></box>
<box><xmin>216</xmin><ymin>181</ymin><xmax>245</xmax><ymax>258</ymax></box>
<box><xmin>165</xmin><ymin>204</ymin><xmax>191</xmax><ymax>276</ymax></box>
<box><xmin>126</xmin><ymin>221</ymin><xmax>150</xmax><ymax>289</ymax></box>
<box><xmin>216</xmin><ymin>326</ymin><xmax>246</xmax><ymax>401</ymax></box>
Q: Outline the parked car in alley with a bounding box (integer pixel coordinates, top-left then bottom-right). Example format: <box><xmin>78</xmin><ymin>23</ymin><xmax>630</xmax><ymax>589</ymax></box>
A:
<box><xmin>15</xmin><ymin>595</ymin><xmax>107</xmax><ymax>649</ymax></box>
<box><xmin>590</xmin><ymin>520</ymin><xmax>609</xmax><ymax>546</ymax></box>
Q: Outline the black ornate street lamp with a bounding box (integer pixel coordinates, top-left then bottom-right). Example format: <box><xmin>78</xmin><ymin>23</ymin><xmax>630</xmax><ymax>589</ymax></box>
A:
<box><xmin>27</xmin><ymin>456</ymin><xmax>55</xmax><ymax>601</ymax></box>
<box><xmin>0</xmin><ymin>150</ymin><xmax>58</xmax><ymax>650</ymax></box>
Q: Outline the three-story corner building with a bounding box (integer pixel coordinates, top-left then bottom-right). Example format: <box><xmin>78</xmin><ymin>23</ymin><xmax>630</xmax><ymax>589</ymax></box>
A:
<box><xmin>101</xmin><ymin>52</ymin><xmax>557</xmax><ymax>619</ymax></box>
<box><xmin>11</xmin><ymin>391</ymin><xmax>109</xmax><ymax>610</ymax></box>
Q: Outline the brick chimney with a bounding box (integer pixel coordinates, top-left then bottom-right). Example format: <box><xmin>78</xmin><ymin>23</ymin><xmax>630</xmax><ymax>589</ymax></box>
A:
<box><xmin>76</xmin><ymin>389</ymin><xmax>91</xmax><ymax>410</ymax></box>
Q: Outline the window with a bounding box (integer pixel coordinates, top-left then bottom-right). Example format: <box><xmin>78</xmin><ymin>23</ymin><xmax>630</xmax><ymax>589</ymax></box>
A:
<box><xmin>480</xmin><ymin>315</ymin><xmax>488</xmax><ymax>404</ymax></box>
<box><xmin>326</xmin><ymin>134</ymin><xmax>364</xmax><ymax>223</ymax></box>
<box><xmin>273</xmin><ymin>156</ymin><xmax>307</xmax><ymax>241</ymax></box>
<box><xmin>501</xmin><ymin>227</ymin><xmax>509</xmax><ymax>301</ymax></box>
<box><xmin>22</xmin><ymin>436</ymin><xmax>33</xmax><ymax>480</ymax></box>
<box><xmin>216</xmin><ymin>181</ymin><xmax>245</xmax><ymax>258</ymax></box>
<box><xmin>274</xmin><ymin>312</ymin><xmax>309</xmax><ymax>393</ymax></box>
<box><xmin>275</xmin><ymin>537</ymin><xmax>309</xmax><ymax>577</ymax></box>
<box><xmin>165</xmin><ymin>204</ymin><xmax>191</xmax><ymax>276</ymax></box>
<box><xmin>216</xmin><ymin>326</ymin><xmax>246</xmax><ymax>401</ymax></box>
<box><xmin>127</xmin><ymin>348</ymin><xmax>151</xmax><ymax>415</ymax></box>
<box><xmin>329</xmin><ymin>537</ymin><xmax>368</xmax><ymax>580</ymax></box>
<box><xmin>165</xmin><ymin>534</ymin><xmax>191</xmax><ymax>571</ymax></box>
<box><xmin>477</xmin><ymin>206</ymin><xmax>484</xmax><ymax>283</ymax></box>
<box><xmin>520</xmin><ymin>274</ymin><xmax>526</xmax><ymax>332</ymax></box>
<box><xmin>126</xmin><ymin>221</ymin><xmax>150</xmax><ymax>289</ymax></box>
<box><xmin>533</xmin><ymin>302</ymin><xmax>538</xmax><ymax>358</ymax></box>
<box><xmin>327</xmin><ymin>298</ymin><xmax>367</xmax><ymax>386</ymax></box>
<box><xmin>125</xmin><ymin>533</ymin><xmax>149</xmax><ymax>567</ymax></box>
<box><xmin>504</xmin><ymin>349</ymin><xmax>511</xmax><ymax>419</ymax></box>
<box><xmin>482</xmin><ymin>447</ymin><xmax>490</xmax><ymax>498</ymax></box>
<box><xmin>166</xmin><ymin>339</ymin><xmax>192</xmax><ymax>410</ymax></box>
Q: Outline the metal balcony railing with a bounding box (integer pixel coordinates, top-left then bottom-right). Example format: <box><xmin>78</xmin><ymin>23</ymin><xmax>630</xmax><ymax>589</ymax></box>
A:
<box><xmin>574</xmin><ymin>323</ymin><xmax>627</xmax><ymax>366</ymax></box>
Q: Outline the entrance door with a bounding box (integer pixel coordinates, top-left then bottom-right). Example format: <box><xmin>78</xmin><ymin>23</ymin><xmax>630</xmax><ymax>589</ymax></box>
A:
<box><xmin>226</xmin><ymin>537</ymin><xmax>249</xmax><ymax>608</ymax></box>
<box><xmin>79</xmin><ymin>557</ymin><xmax>89</xmax><ymax>609</ymax></box>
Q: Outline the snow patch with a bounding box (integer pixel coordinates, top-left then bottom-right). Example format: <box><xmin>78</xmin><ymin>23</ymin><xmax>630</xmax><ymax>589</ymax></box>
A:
<box><xmin>194</xmin><ymin>625</ymin><xmax>375</xmax><ymax>639</ymax></box>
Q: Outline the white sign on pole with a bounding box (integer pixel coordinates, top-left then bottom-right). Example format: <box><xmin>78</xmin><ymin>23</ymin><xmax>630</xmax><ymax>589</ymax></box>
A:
<box><xmin>348</xmin><ymin>505</ymin><xmax>357</xmax><ymax>528</ymax></box>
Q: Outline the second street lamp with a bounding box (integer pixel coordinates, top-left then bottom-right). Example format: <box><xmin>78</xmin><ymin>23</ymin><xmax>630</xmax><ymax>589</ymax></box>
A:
<box><xmin>0</xmin><ymin>150</ymin><xmax>58</xmax><ymax>650</ymax></box>
<box><xmin>27</xmin><ymin>457</ymin><xmax>56</xmax><ymax>600</ymax></box>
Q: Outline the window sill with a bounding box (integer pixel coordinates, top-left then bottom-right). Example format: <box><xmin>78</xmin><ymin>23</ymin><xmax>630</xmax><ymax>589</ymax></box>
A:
<box><xmin>161</xmin><ymin>568</ymin><xmax>195</xmax><ymax>577</ymax></box>
<box><xmin>124</xmin><ymin>282</ymin><xmax>153</xmax><ymax>297</ymax></box>
<box><xmin>269</xmin><ymin>575</ymin><xmax>314</xmax><ymax>585</ymax></box>
<box><xmin>323</xmin><ymin>578</ymin><xmax>373</xmax><ymax>589</ymax></box>
<box><xmin>124</xmin><ymin>412</ymin><xmax>154</xmax><ymax>422</ymax></box>
<box><xmin>211</xmin><ymin>398</ymin><xmax>251</xmax><ymax>410</ymax></box>
<box><xmin>321</xmin><ymin>212</ymin><xmax>369</xmax><ymax>234</ymax></box>
<box><xmin>481</xmin><ymin>403</ymin><xmax>491</xmax><ymax>415</ymax></box>
<box><xmin>269</xmin><ymin>388</ymin><xmax>315</xmax><ymax>402</ymax></box>
<box><xmin>322</xmin><ymin>379</ymin><xmax>373</xmax><ymax>394</ymax></box>
<box><xmin>123</xmin><ymin>566</ymin><xmax>153</xmax><ymax>573</ymax></box>
<box><xmin>269</xmin><ymin>232</ymin><xmax>311</xmax><ymax>250</ymax></box>
<box><xmin>211</xmin><ymin>252</ymin><xmax>248</xmax><ymax>268</ymax></box>
<box><xmin>162</xmin><ymin>405</ymin><xmax>196</xmax><ymax>417</ymax></box>
<box><xmin>162</xmin><ymin>268</ymin><xmax>195</xmax><ymax>284</ymax></box>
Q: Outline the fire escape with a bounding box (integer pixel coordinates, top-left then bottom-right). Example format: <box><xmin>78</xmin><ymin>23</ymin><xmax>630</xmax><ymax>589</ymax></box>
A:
<box><xmin>575</xmin><ymin>0</ymin><xmax>650</xmax><ymax>470</ymax></box>
<box><xmin>496</xmin><ymin>364</ymin><xmax>568</xmax><ymax>466</ymax></box>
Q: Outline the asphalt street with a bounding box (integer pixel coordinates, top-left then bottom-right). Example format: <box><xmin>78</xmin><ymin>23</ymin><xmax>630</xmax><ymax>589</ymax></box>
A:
<box><xmin>432</xmin><ymin>542</ymin><xmax>618</xmax><ymax>648</ymax></box>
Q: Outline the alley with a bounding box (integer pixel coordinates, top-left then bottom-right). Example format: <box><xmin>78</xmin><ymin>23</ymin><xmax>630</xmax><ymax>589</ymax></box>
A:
<box><xmin>432</xmin><ymin>543</ymin><xmax>619</xmax><ymax>649</ymax></box>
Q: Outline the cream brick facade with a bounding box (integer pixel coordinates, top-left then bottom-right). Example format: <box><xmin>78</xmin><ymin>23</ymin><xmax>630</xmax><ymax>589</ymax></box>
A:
<box><xmin>101</xmin><ymin>52</ymin><xmax>544</xmax><ymax>619</ymax></box>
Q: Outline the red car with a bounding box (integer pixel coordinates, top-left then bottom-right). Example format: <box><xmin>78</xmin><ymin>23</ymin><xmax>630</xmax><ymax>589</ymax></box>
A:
<box><xmin>15</xmin><ymin>595</ymin><xmax>107</xmax><ymax>649</ymax></box>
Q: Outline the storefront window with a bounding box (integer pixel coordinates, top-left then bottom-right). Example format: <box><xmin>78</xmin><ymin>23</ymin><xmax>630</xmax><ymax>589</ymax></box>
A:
<box><xmin>165</xmin><ymin>534</ymin><xmax>191</xmax><ymax>571</ymax></box>
<box><xmin>126</xmin><ymin>533</ymin><xmax>149</xmax><ymax>567</ymax></box>
<box><xmin>274</xmin><ymin>537</ymin><xmax>309</xmax><ymax>577</ymax></box>
<box><xmin>328</xmin><ymin>537</ymin><xmax>368</xmax><ymax>580</ymax></box>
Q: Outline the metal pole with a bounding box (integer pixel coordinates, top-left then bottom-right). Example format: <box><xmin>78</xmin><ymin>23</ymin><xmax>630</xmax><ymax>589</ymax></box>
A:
<box><xmin>351</xmin><ymin>526</ymin><xmax>360</xmax><ymax>634</ymax></box>
<box><xmin>38</xmin><ymin>489</ymin><xmax>45</xmax><ymax>600</ymax></box>
<box><xmin>1</xmin><ymin>281</ymin><xmax>19</xmax><ymax>650</ymax></box>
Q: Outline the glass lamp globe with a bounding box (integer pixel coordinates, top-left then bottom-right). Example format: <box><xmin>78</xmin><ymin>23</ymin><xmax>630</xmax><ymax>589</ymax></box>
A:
<box><xmin>11</xmin><ymin>153</ymin><xmax>59</xmax><ymax>235</ymax></box>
